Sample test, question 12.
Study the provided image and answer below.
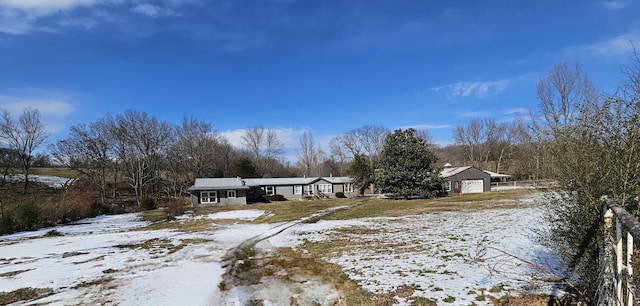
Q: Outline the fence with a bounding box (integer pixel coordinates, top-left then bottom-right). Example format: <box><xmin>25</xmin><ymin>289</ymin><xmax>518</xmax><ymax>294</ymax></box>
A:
<box><xmin>491</xmin><ymin>179</ymin><xmax>558</xmax><ymax>191</ymax></box>
<box><xmin>601</xmin><ymin>196</ymin><xmax>640</xmax><ymax>306</ymax></box>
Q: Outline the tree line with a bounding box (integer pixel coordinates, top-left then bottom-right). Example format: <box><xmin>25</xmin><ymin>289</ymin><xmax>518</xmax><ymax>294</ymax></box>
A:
<box><xmin>0</xmin><ymin>98</ymin><xmax>575</xmax><ymax>207</ymax></box>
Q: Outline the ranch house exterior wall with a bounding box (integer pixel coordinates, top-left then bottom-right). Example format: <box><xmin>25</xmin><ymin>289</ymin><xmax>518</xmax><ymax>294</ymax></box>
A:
<box><xmin>189</xmin><ymin>176</ymin><xmax>354</xmax><ymax>207</ymax></box>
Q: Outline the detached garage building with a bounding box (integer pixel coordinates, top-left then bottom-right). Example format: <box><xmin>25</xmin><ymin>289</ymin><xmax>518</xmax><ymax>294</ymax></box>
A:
<box><xmin>441</xmin><ymin>165</ymin><xmax>491</xmax><ymax>195</ymax></box>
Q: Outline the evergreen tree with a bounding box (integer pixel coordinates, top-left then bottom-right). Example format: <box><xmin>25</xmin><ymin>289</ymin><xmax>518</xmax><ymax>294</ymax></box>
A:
<box><xmin>375</xmin><ymin>128</ymin><xmax>442</xmax><ymax>199</ymax></box>
<box><xmin>350</xmin><ymin>154</ymin><xmax>374</xmax><ymax>195</ymax></box>
<box><xmin>236</xmin><ymin>157</ymin><xmax>261</xmax><ymax>178</ymax></box>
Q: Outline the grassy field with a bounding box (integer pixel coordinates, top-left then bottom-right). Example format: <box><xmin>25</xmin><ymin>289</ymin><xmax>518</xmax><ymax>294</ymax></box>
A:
<box><xmin>29</xmin><ymin>167</ymin><xmax>81</xmax><ymax>178</ymax></box>
<box><xmin>192</xmin><ymin>188</ymin><xmax>539</xmax><ymax>220</ymax></box>
<box><xmin>139</xmin><ymin>189</ymin><xmax>543</xmax><ymax>234</ymax></box>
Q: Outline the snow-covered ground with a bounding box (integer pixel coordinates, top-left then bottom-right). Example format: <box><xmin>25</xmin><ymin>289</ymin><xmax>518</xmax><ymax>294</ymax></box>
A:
<box><xmin>0</xmin><ymin>193</ymin><xmax>561</xmax><ymax>305</ymax></box>
<box><xmin>269</xmin><ymin>197</ymin><xmax>563</xmax><ymax>304</ymax></box>
<box><xmin>5</xmin><ymin>175</ymin><xmax>75</xmax><ymax>189</ymax></box>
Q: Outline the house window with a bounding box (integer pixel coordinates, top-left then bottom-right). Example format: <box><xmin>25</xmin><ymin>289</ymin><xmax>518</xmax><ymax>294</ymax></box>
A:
<box><xmin>344</xmin><ymin>183</ymin><xmax>353</xmax><ymax>193</ymax></box>
<box><xmin>201</xmin><ymin>191</ymin><xmax>217</xmax><ymax>203</ymax></box>
<box><xmin>294</xmin><ymin>185</ymin><xmax>302</xmax><ymax>195</ymax></box>
<box><xmin>445</xmin><ymin>181</ymin><xmax>451</xmax><ymax>192</ymax></box>
<box><xmin>248</xmin><ymin>187</ymin><xmax>254</xmax><ymax>194</ymax></box>
<box><xmin>265</xmin><ymin>186</ymin><xmax>275</xmax><ymax>196</ymax></box>
<box><xmin>318</xmin><ymin>184</ymin><xmax>332</xmax><ymax>194</ymax></box>
<box><xmin>227</xmin><ymin>190</ymin><xmax>236</xmax><ymax>198</ymax></box>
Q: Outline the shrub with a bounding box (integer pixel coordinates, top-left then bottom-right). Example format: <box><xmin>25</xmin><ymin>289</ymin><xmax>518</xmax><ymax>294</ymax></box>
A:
<box><xmin>0</xmin><ymin>215</ymin><xmax>15</xmax><ymax>235</ymax></box>
<box><xmin>269</xmin><ymin>194</ymin><xmax>286</xmax><ymax>201</ymax></box>
<box><xmin>140</xmin><ymin>195</ymin><xmax>157</xmax><ymax>210</ymax></box>
<box><xmin>91</xmin><ymin>201</ymin><xmax>113</xmax><ymax>215</ymax></box>
<box><xmin>45</xmin><ymin>229</ymin><xmax>63</xmax><ymax>236</ymax></box>
<box><xmin>335</xmin><ymin>192</ymin><xmax>346</xmax><ymax>198</ymax></box>
<box><xmin>17</xmin><ymin>203</ymin><xmax>40</xmax><ymax>231</ymax></box>
<box><xmin>167</xmin><ymin>198</ymin><xmax>189</xmax><ymax>217</ymax></box>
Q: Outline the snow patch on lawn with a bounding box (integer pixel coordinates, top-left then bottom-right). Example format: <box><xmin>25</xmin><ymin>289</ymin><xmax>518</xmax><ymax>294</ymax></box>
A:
<box><xmin>205</xmin><ymin>209</ymin><xmax>265</xmax><ymax>221</ymax></box>
<box><xmin>268</xmin><ymin>200</ymin><xmax>563</xmax><ymax>305</ymax></box>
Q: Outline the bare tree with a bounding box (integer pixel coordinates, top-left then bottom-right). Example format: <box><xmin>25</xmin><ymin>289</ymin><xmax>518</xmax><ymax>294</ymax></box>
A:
<box><xmin>453</xmin><ymin>118</ymin><xmax>487</xmax><ymax>167</ymax></box>
<box><xmin>296</xmin><ymin>130</ymin><xmax>319</xmax><ymax>176</ymax></box>
<box><xmin>331</xmin><ymin>125</ymin><xmax>389</xmax><ymax>166</ymax></box>
<box><xmin>0</xmin><ymin>107</ymin><xmax>49</xmax><ymax>194</ymax></box>
<box><xmin>50</xmin><ymin>117</ymin><xmax>113</xmax><ymax>204</ymax></box>
<box><xmin>453</xmin><ymin>118</ymin><xmax>531</xmax><ymax>174</ymax></box>
<box><xmin>0</xmin><ymin>148</ymin><xmax>20</xmax><ymax>187</ymax></box>
<box><xmin>241</xmin><ymin>125</ymin><xmax>284</xmax><ymax>176</ymax></box>
<box><xmin>329</xmin><ymin>136</ymin><xmax>351</xmax><ymax>175</ymax></box>
<box><xmin>535</xmin><ymin>62</ymin><xmax>598</xmax><ymax>139</ymax></box>
<box><xmin>165</xmin><ymin>117</ymin><xmax>230</xmax><ymax>197</ymax></box>
<box><xmin>111</xmin><ymin>110</ymin><xmax>172</xmax><ymax>206</ymax></box>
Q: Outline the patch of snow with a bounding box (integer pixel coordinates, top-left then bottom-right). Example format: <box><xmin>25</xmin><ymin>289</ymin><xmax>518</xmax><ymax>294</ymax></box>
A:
<box><xmin>6</xmin><ymin>175</ymin><xmax>75</xmax><ymax>189</ymax></box>
<box><xmin>268</xmin><ymin>199</ymin><xmax>563</xmax><ymax>305</ymax></box>
<box><xmin>205</xmin><ymin>209</ymin><xmax>265</xmax><ymax>221</ymax></box>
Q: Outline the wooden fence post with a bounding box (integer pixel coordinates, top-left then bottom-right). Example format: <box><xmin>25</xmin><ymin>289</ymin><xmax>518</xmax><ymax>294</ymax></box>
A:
<box><xmin>602</xmin><ymin>201</ymin><xmax>617</xmax><ymax>306</ymax></box>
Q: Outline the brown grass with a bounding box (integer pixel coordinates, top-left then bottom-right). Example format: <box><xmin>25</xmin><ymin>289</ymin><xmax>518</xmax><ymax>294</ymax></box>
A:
<box><xmin>253</xmin><ymin>248</ymin><xmax>380</xmax><ymax>305</ymax></box>
<box><xmin>489</xmin><ymin>293</ymin><xmax>573</xmax><ymax>305</ymax></box>
<box><xmin>325</xmin><ymin>189</ymin><xmax>541</xmax><ymax>220</ymax></box>
<box><xmin>0</xmin><ymin>269</ymin><xmax>33</xmax><ymax>277</ymax></box>
<box><xmin>30</xmin><ymin>167</ymin><xmax>81</xmax><ymax>178</ymax></box>
<box><xmin>0</xmin><ymin>287</ymin><xmax>54</xmax><ymax>305</ymax></box>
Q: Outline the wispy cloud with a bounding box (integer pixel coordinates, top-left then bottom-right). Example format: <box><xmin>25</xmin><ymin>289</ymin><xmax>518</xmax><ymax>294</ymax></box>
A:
<box><xmin>601</xmin><ymin>1</ymin><xmax>630</xmax><ymax>10</ymax></box>
<box><xmin>221</xmin><ymin>127</ymin><xmax>319</xmax><ymax>163</ymax></box>
<box><xmin>0</xmin><ymin>96</ymin><xmax>74</xmax><ymax>116</ymax></box>
<box><xmin>577</xmin><ymin>32</ymin><xmax>640</xmax><ymax>57</ymax></box>
<box><xmin>0</xmin><ymin>95</ymin><xmax>76</xmax><ymax>134</ymax></box>
<box><xmin>132</xmin><ymin>4</ymin><xmax>160</xmax><ymax>18</ymax></box>
<box><xmin>0</xmin><ymin>0</ymin><xmax>111</xmax><ymax>34</ymax></box>
<box><xmin>460</xmin><ymin>111</ymin><xmax>490</xmax><ymax>117</ymax></box>
<box><xmin>0</xmin><ymin>0</ymin><xmax>102</xmax><ymax>13</ymax></box>
<box><xmin>131</xmin><ymin>3</ymin><xmax>178</xmax><ymax>18</ymax></box>
<box><xmin>430</xmin><ymin>79</ymin><xmax>509</xmax><ymax>98</ymax></box>
<box><xmin>0</xmin><ymin>0</ymin><xmax>186</xmax><ymax>34</ymax></box>
<box><xmin>505</xmin><ymin>108</ymin><xmax>529</xmax><ymax>115</ymax></box>
<box><xmin>395</xmin><ymin>124</ymin><xmax>451</xmax><ymax>130</ymax></box>
<box><xmin>220</xmin><ymin>127</ymin><xmax>304</xmax><ymax>151</ymax></box>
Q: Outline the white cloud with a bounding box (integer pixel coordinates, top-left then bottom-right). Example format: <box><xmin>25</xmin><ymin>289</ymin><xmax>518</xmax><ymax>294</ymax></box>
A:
<box><xmin>0</xmin><ymin>0</ymin><xmax>101</xmax><ymax>12</ymax></box>
<box><xmin>0</xmin><ymin>0</ymin><xmax>114</xmax><ymax>34</ymax></box>
<box><xmin>581</xmin><ymin>32</ymin><xmax>640</xmax><ymax>57</ymax></box>
<box><xmin>131</xmin><ymin>4</ymin><xmax>160</xmax><ymax>17</ymax></box>
<box><xmin>220</xmin><ymin>127</ymin><xmax>304</xmax><ymax>151</ymax></box>
<box><xmin>395</xmin><ymin>124</ymin><xmax>451</xmax><ymax>130</ymax></box>
<box><xmin>0</xmin><ymin>95</ymin><xmax>76</xmax><ymax>134</ymax></box>
<box><xmin>505</xmin><ymin>108</ymin><xmax>529</xmax><ymax>115</ymax></box>
<box><xmin>131</xmin><ymin>3</ymin><xmax>179</xmax><ymax>18</ymax></box>
<box><xmin>219</xmin><ymin>127</ymin><xmax>341</xmax><ymax>163</ymax></box>
<box><xmin>431</xmin><ymin>79</ymin><xmax>509</xmax><ymax>99</ymax></box>
<box><xmin>0</xmin><ymin>0</ymin><xmax>181</xmax><ymax>34</ymax></box>
<box><xmin>0</xmin><ymin>96</ymin><xmax>74</xmax><ymax>116</ymax></box>
<box><xmin>601</xmin><ymin>1</ymin><xmax>630</xmax><ymax>10</ymax></box>
<box><xmin>460</xmin><ymin>111</ymin><xmax>490</xmax><ymax>117</ymax></box>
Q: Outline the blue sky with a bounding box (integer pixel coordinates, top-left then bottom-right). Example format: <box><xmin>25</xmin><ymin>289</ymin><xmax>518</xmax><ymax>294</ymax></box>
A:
<box><xmin>1</xmin><ymin>0</ymin><xmax>639</xmax><ymax>158</ymax></box>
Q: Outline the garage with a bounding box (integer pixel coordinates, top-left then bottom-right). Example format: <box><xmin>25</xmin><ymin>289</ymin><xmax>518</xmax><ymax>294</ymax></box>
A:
<box><xmin>461</xmin><ymin>179</ymin><xmax>484</xmax><ymax>194</ymax></box>
<box><xmin>440</xmin><ymin>165</ymin><xmax>492</xmax><ymax>195</ymax></box>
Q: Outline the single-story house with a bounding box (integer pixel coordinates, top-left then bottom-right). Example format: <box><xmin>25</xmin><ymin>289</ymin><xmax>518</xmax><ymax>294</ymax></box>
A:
<box><xmin>187</xmin><ymin>176</ymin><xmax>354</xmax><ymax>207</ymax></box>
<box><xmin>440</xmin><ymin>165</ymin><xmax>492</xmax><ymax>195</ymax></box>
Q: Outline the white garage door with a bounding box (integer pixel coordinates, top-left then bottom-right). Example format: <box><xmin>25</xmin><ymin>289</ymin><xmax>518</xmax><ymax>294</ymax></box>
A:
<box><xmin>461</xmin><ymin>179</ymin><xmax>484</xmax><ymax>194</ymax></box>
